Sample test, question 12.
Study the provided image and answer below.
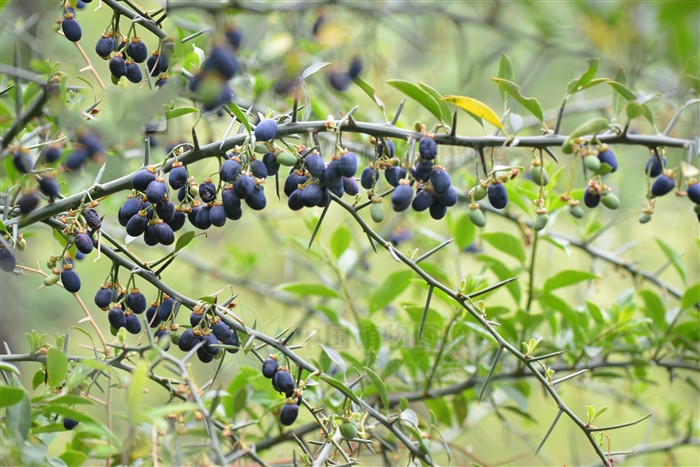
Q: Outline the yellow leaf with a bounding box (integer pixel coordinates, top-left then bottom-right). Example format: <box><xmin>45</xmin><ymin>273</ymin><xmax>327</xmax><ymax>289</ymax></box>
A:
<box><xmin>442</xmin><ymin>95</ymin><xmax>506</xmax><ymax>134</ymax></box>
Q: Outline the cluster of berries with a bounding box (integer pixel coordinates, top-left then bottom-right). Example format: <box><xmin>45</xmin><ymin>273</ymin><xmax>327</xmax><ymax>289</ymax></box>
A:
<box><xmin>285</xmin><ymin>149</ymin><xmax>359</xmax><ymax>210</ymax></box>
<box><xmin>189</xmin><ymin>32</ymin><xmax>241</xmax><ymax>111</ymax></box>
<box><xmin>261</xmin><ymin>356</ymin><xmax>303</xmax><ymax>426</ymax></box>
<box><xmin>328</xmin><ymin>56</ymin><xmax>363</xmax><ymax>91</ymax></box>
<box><xmin>178</xmin><ymin>307</ymin><xmax>240</xmax><ymax>363</ymax></box>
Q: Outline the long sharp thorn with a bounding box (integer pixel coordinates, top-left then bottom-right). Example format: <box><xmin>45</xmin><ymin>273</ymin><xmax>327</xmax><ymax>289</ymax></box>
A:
<box><xmin>418</xmin><ymin>285</ymin><xmax>434</xmax><ymax>341</ymax></box>
<box><xmin>536</xmin><ymin>408</ymin><xmax>563</xmax><ymax>455</ymax></box>
<box><xmin>479</xmin><ymin>345</ymin><xmax>504</xmax><ymax>401</ymax></box>
<box><xmin>466</xmin><ymin>276</ymin><xmax>518</xmax><ymax>299</ymax></box>
<box><xmin>477</xmin><ymin>146</ymin><xmax>488</xmax><ymax>177</ymax></box>
<box><xmin>308</xmin><ymin>203</ymin><xmax>329</xmax><ymax>250</ymax></box>
<box><xmin>416</xmin><ymin>238</ymin><xmax>454</xmax><ymax>263</ymax></box>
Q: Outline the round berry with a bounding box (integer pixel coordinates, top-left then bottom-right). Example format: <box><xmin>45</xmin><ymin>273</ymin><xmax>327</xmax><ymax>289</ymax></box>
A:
<box><xmin>220</xmin><ymin>158</ymin><xmax>242</xmax><ymax>182</ymax></box>
<box><xmin>651</xmin><ymin>174</ymin><xmax>675</xmax><ymax>197</ymax></box>
<box><xmin>12</xmin><ymin>151</ymin><xmax>31</xmax><ymax>173</ymax></box>
<box><xmin>44</xmin><ymin>144</ymin><xmax>63</xmax><ymax>163</ymax></box>
<box><xmin>429</xmin><ymin>202</ymin><xmax>447</xmax><ymax>220</ymax></box>
<box><xmin>644</xmin><ymin>154</ymin><xmax>666</xmax><ymax>178</ymax></box>
<box><xmin>280</xmin><ymin>403</ymin><xmax>299</xmax><ymax>426</ymax></box>
<box><xmin>339</xmin><ymin>152</ymin><xmax>358</xmax><ymax>178</ymax></box>
<box><xmin>157</xmin><ymin>297</ymin><xmax>174</xmax><ymax>321</ymax></box>
<box><xmin>126</xmin><ymin>289</ymin><xmax>147</xmax><ymax>314</ymax></box>
<box><xmin>262</xmin><ymin>357</ymin><xmax>279</xmax><ymax>378</ymax></box>
<box><xmin>412</xmin><ymin>189</ymin><xmax>434</xmax><ymax>212</ymax></box>
<box><xmin>145</xmin><ymin>179</ymin><xmax>167</xmax><ymax>203</ymax></box>
<box><xmin>413</xmin><ymin>161</ymin><xmax>433</xmax><ymax>182</ymax></box>
<box><xmin>61</xmin><ymin>266</ymin><xmax>81</xmax><ymax>293</ymax></box>
<box><xmin>199</xmin><ymin>180</ymin><xmax>217</xmax><ymax>203</ymax></box>
<box><xmin>222</xmin><ymin>188</ymin><xmax>242</xmax><ymax>217</ymax></box>
<box><xmin>430</xmin><ymin>169</ymin><xmax>451</xmax><ymax>196</ymax></box>
<box><xmin>377</xmin><ymin>139</ymin><xmax>394</xmax><ymax>158</ymax></box>
<box><xmin>328</xmin><ymin>71</ymin><xmax>351</xmax><ymax>91</ymax></box>
<box><xmin>154</xmin><ymin>330</ymin><xmax>170</xmax><ymax>350</ymax></box>
<box><xmin>343</xmin><ymin>176</ymin><xmax>360</xmax><ymax>196</ymax></box>
<box><xmin>178</xmin><ymin>329</ymin><xmax>199</xmax><ymax>352</ymax></box>
<box><xmin>126</xmin><ymin>38</ymin><xmax>148</xmax><ymax>63</ymax></box>
<box><xmin>391</xmin><ymin>184</ymin><xmax>414</xmax><ymax>212</ymax></box>
<box><xmin>288</xmin><ymin>189</ymin><xmax>304</xmax><ymax>211</ymax></box>
<box><xmin>304</xmin><ymin>154</ymin><xmax>326</xmax><ymax>179</ymax></box>
<box><xmin>273</xmin><ymin>369</ymin><xmax>295</xmax><ymax>394</ymax></box>
<box><xmin>209</xmin><ymin>204</ymin><xmax>227</xmax><ymax>227</ymax></box>
<box><xmin>125</xmin><ymin>61</ymin><xmax>142</xmax><ymax>83</ymax></box>
<box><xmin>94</xmin><ymin>285</ymin><xmax>114</xmax><ymax>309</ymax></box>
<box><xmin>63</xmin><ymin>147</ymin><xmax>88</xmax><ymax>171</ymax></box>
<box><xmin>302</xmin><ymin>184</ymin><xmax>323</xmax><ymax>207</ymax></box>
<box><xmin>201</xmin><ymin>334</ymin><xmax>220</xmax><ymax>356</ymax></box>
<box><xmin>360</xmin><ymin>167</ymin><xmax>378</xmax><ymax>189</ymax></box>
<box><xmin>250</xmin><ymin>159</ymin><xmax>268</xmax><ymax>179</ymax></box>
<box><xmin>224</xmin><ymin>331</ymin><xmax>240</xmax><ymax>353</ymax></box>
<box><xmin>262</xmin><ymin>151</ymin><xmax>281</xmax><ymax>176</ymax></box>
<box><xmin>108</xmin><ymin>306</ymin><xmax>126</xmax><ymax>329</ymax></box>
<box><xmin>687</xmin><ymin>183</ymin><xmax>700</xmax><ymax>204</ymax></box>
<box><xmin>168</xmin><ymin>209</ymin><xmax>186</xmax><ymax>232</ymax></box>
<box><xmin>132</xmin><ymin>168</ymin><xmax>156</xmax><ymax>191</ymax></box>
<box><xmin>233</xmin><ymin>175</ymin><xmax>255</xmax><ymax>199</ymax></box>
<box><xmin>62</xmin><ymin>16</ymin><xmax>82</xmax><ymax>42</ymax></box>
<box><xmin>38</xmin><ymin>175</ymin><xmax>60</xmax><ymax>201</ymax></box>
<box><xmin>0</xmin><ymin>247</ymin><xmax>17</xmax><ymax>272</ymax></box>
<box><xmin>155</xmin><ymin>200</ymin><xmax>175</xmax><ymax>224</ymax></box>
<box><xmin>202</xmin><ymin>44</ymin><xmax>239</xmax><ymax>80</ymax></box>
<box><xmin>109</xmin><ymin>54</ymin><xmax>127</xmax><ymax>78</ymax></box>
<box><xmin>146</xmin><ymin>305</ymin><xmax>161</xmax><ymax>328</ymax></box>
<box><xmin>124</xmin><ymin>313</ymin><xmax>142</xmax><ymax>334</ymax></box>
<box><xmin>95</xmin><ymin>35</ymin><xmax>114</xmax><ymax>58</ymax></box>
<box><xmin>419</xmin><ymin>136</ymin><xmax>437</xmax><ymax>160</ymax></box>
<box><xmin>119</xmin><ymin>197</ymin><xmax>142</xmax><ymax>226</ymax></box>
<box><xmin>245</xmin><ymin>185</ymin><xmax>267</xmax><ymax>210</ymax></box>
<box><xmin>197</xmin><ymin>347</ymin><xmax>214</xmax><ymax>363</ymax></box>
<box><xmin>190</xmin><ymin>310</ymin><xmax>204</xmax><ymax>327</ymax></box>
<box><xmin>193</xmin><ymin>205</ymin><xmax>212</xmax><ymax>229</ymax></box>
<box><xmin>169</xmin><ymin>163</ymin><xmax>188</xmax><ymax>189</ymax></box>
<box><xmin>143</xmin><ymin>224</ymin><xmax>158</xmax><ymax>246</ymax></box>
<box><xmin>340</xmin><ymin>421</ymin><xmax>358</xmax><ymax>439</ymax></box>
<box><xmin>63</xmin><ymin>418</ymin><xmax>79</xmax><ymax>430</ymax></box>
<box><xmin>126</xmin><ymin>212</ymin><xmax>148</xmax><ymax>237</ymax></box>
<box><xmin>19</xmin><ymin>192</ymin><xmax>40</xmax><ymax>215</ymax></box>
<box><xmin>584</xmin><ymin>187</ymin><xmax>601</xmax><ymax>208</ymax></box>
<box><xmin>487</xmin><ymin>182</ymin><xmax>508</xmax><ymax>209</ymax></box>
<box><xmin>348</xmin><ymin>56</ymin><xmax>363</xmax><ymax>78</ymax></box>
<box><xmin>83</xmin><ymin>208</ymin><xmax>102</xmax><ymax>231</ymax></box>
<box><xmin>74</xmin><ymin>231</ymin><xmax>93</xmax><ymax>255</ymax></box>
<box><xmin>212</xmin><ymin>321</ymin><xmax>233</xmax><ymax>342</ymax></box>
<box><xmin>596</xmin><ymin>149</ymin><xmax>618</xmax><ymax>174</ymax></box>
<box><xmin>254</xmin><ymin>119</ymin><xmax>278</xmax><ymax>142</ymax></box>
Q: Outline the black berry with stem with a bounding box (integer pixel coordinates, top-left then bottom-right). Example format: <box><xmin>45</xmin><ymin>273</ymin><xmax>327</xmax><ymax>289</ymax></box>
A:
<box><xmin>169</xmin><ymin>162</ymin><xmax>188</xmax><ymax>189</ymax></box>
<box><xmin>74</xmin><ymin>230</ymin><xmax>93</xmax><ymax>255</ymax></box>
<box><xmin>645</xmin><ymin>154</ymin><xmax>666</xmax><ymax>178</ymax></box>
<box><xmin>343</xmin><ymin>176</ymin><xmax>359</xmax><ymax>196</ymax></box>
<box><xmin>360</xmin><ymin>166</ymin><xmax>378</xmax><ymax>189</ymax></box>
<box><xmin>419</xmin><ymin>136</ymin><xmax>437</xmax><ymax>160</ymax></box>
<box><xmin>284</xmin><ymin>171</ymin><xmax>308</xmax><ymax>197</ymax></box>
<box><xmin>143</xmin><ymin>224</ymin><xmax>158</xmax><ymax>246</ymax></box>
<box><xmin>233</xmin><ymin>175</ymin><xmax>255</xmax><ymax>199</ymax></box>
<box><xmin>197</xmin><ymin>347</ymin><xmax>214</xmax><ymax>363</ymax></box>
<box><xmin>126</xmin><ymin>211</ymin><xmax>148</xmax><ymax>237</ymax></box>
<box><xmin>348</xmin><ymin>56</ymin><xmax>363</xmax><ymax>78</ymax></box>
<box><xmin>222</xmin><ymin>188</ymin><xmax>241</xmax><ymax>217</ymax></box>
<box><xmin>0</xmin><ymin>246</ymin><xmax>17</xmax><ymax>272</ymax></box>
<box><xmin>109</xmin><ymin>54</ymin><xmax>127</xmax><ymax>78</ymax></box>
<box><xmin>95</xmin><ymin>34</ymin><xmax>114</xmax><ymax>58</ymax></box>
<box><xmin>168</xmin><ymin>208</ymin><xmax>186</xmax><ymax>232</ymax></box>
<box><xmin>44</xmin><ymin>144</ymin><xmax>62</xmax><ymax>163</ymax></box>
<box><xmin>391</xmin><ymin>182</ymin><xmax>414</xmax><ymax>212</ymax></box>
<box><xmin>124</xmin><ymin>312</ymin><xmax>142</xmax><ymax>334</ymax></box>
<box><xmin>94</xmin><ymin>285</ymin><xmax>114</xmax><ymax>309</ymax></box>
<box><xmin>584</xmin><ymin>186</ymin><xmax>601</xmax><ymax>208</ymax></box>
<box><xmin>61</xmin><ymin>265</ymin><xmax>81</xmax><ymax>293</ymax></box>
<box><xmin>63</xmin><ymin>418</ymin><xmax>79</xmax><ymax>430</ymax></box>
<box><xmin>132</xmin><ymin>167</ymin><xmax>156</xmax><ymax>191</ymax></box>
<box><xmin>190</xmin><ymin>310</ymin><xmax>204</xmax><ymax>327</ymax></box>
<box><xmin>430</xmin><ymin>168</ymin><xmax>451</xmax><ymax>195</ymax></box>
<box><xmin>61</xmin><ymin>14</ymin><xmax>82</xmax><ymax>42</ymax></box>
<box><xmin>437</xmin><ymin>185</ymin><xmax>457</xmax><ymax>207</ymax></box>
<box><xmin>377</xmin><ymin>139</ymin><xmax>394</xmax><ymax>158</ymax></box>
<box><xmin>288</xmin><ymin>189</ymin><xmax>304</xmax><ymax>210</ymax></box>
<box><xmin>596</xmin><ymin>148</ymin><xmax>618</xmax><ymax>174</ymax></box>
<box><xmin>429</xmin><ymin>201</ymin><xmax>447</xmax><ymax>220</ymax></box>
<box><xmin>38</xmin><ymin>175</ymin><xmax>60</xmax><ymax>202</ymax></box>
<box><xmin>63</xmin><ymin>146</ymin><xmax>88</xmax><ymax>171</ymax></box>
<box><xmin>262</xmin><ymin>152</ymin><xmax>280</xmax><ymax>176</ymax></box>
<box><xmin>487</xmin><ymin>181</ymin><xmax>508</xmax><ymax>209</ymax></box>
<box><xmin>155</xmin><ymin>200</ymin><xmax>175</xmax><ymax>223</ymax></box>
<box><xmin>245</xmin><ymin>186</ymin><xmax>267</xmax><ymax>210</ymax></box>
<box><xmin>125</xmin><ymin>61</ymin><xmax>142</xmax><ymax>83</ymax></box>
<box><xmin>328</xmin><ymin>71</ymin><xmax>351</xmax><ymax>91</ymax></box>
<box><xmin>193</xmin><ymin>205</ymin><xmax>212</xmax><ymax>229</ymax></box>
<box><xmin>302</xmin><ymin>184</ymin><xmax>323</xmax><ymax>207</ymax></box>
<box><xmin>224</xmin><ymin>331</ymin><xmax>239</xmax><ymax>353</ymax></box>
<box><xmin>220</xmin><ymin>158</ymin><xmax>242</xmax><ymax>182</ymax></box>
<box><xmin>304</xmin><ymin>154</ymin><xmax>326</xmax><ymax>179</ymax></box>
<box><xmin>12</xmin><ymin>150</ymin><xmax>31</xmax><ymax>173</ymax></box>
<box><xmin>273</xmin><ymin>368</ymin><xmax>295</xmax><ymax>394</ymax></box>
<box><xmin>126</xmin><ymin>288</ymin><xmax>147</xmax><ymax>314</ymax></box>
<box><xmin>412</xmin><ymin>189</ymin><xmax>434</xmax><ymax>212</ymax></box>
<box><xmin>147</xmin><ymin>52</ymin><xmax>164</xmax><ymax>76</ymax></box>
<box><xmin>651</xmin><ymin>172</ymin><xmax>675</xmax><ymax>197</ymax></box>
<box><xmin>199</xmin><ymin>179</ymin><xmax>216</xmax><ymax>203</ymax></box>
<box><xmin>83</xmin><ymin>208</ymin><xmax>102</xmax><ymax>231</ymax></box>
<box><xmin>119</xmin><ymin>196</ymin><xmax>142</xmax><ymax>226</ymax></box>
<box><xmin>262</xmin><ymin>357</ymin><xmax>279</xmax><ymax>378</ymax></box>
<box><xmin>19</xmin><ymin>191</ymin><xmax>40</xmax><ymax>214</ymax></box>
<box><xmin>280</xmin><ymin>403</ymin><xmax>299</xmax><ymax>426</ymax></box>
<box><xmin>145</xmin><ymin>178</ymin><xmax>167</xmax><ymax>203</ymax></box>
<box><xmin>202</xmin><ymin>44</ymin><xmax>239</xmax><ymax>80</ymax></box>
<box><xmin>126</xmin><ymin>37</ymin><xmax>148</xmax><ymax>63</ymax></box>
<box><xmin>254</xmin><ymin>119</ymin><xmax>278</xmax><ymax>142</ymax></box>
<box><xmin>339</xmin><ymin>152</ymin><xmax>358</xmax><ymax>177</ymax></box>
<box><xmin>212</xmin><ymin>320</ymin><xmax>233</xmax><ymax>342</ymax></box>
<box><xmin>157</xmin><ymin>296</ymin><xmax>174</xmax><ymax>321</ymax></box>
<box><xmin>250</xmin><ymin>159</ymin><xmax>268</xmax><ymax>179</ymax></box>
<box><xmin>108</xmin><ymin>305</ymin><xmax>126</xmax><ymax>329</ymax></box>
<box><xmin>201</xmin><ymin>333</ymin><xmax>220</xmax><ymax>356</ymax></box>
<box><xmin>209</xmin><ymin>204</ymin><xmax>227</xmax><ymax>227</ymax></box>
<box><xmin>178</xmin><ymin>329</ymin><xmax>199</xmax><ymax>352</ymax></box>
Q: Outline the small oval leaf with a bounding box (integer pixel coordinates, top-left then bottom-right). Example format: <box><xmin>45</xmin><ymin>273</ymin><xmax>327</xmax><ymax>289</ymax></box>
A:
<box><xmin>442</xmin><ymin>95</ymin><xmax>506</xmax><ymax>133</ymax></box>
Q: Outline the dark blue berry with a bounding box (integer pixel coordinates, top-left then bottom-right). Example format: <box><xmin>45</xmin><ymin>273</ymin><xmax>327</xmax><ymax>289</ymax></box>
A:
<box><xmin>61</xmin><ymin>267</ymin><xmax>81</xmax><ymax>293</ymax></box>
<box><xmin>64</xmin><ymin>147</ymin><xmax>88</xmax><ymax>171</ymax></box>
<box><xmin>202</xmin><ymin>45</ymin><xmax>239</xmax><ymax>80</ymax></box>
<box><xmin>178</xmin><ymin>329</ymin><xmax>199</xmax><ymax>351</ymax></box>
<box><xmin>0</xmin><ymin>247</ymin><xmax>17</xmax><ymax>272</ymax></box>
<box><xmin>155</xmin><ymin>200</ymin><xmax>175</xmax><ymax>223</ymax></box>
<box><xmin>288</xmin><ymin>189</ymin><xmax>304</xmax><ymax>210</ymax></box>
<box><xmin>126</xmin><ymin>38</ymin><xmax>148</xmax><ymax>63</ymax></box>
<box><xmin>273</xmin><ymin>369</ymin><xmax>295</xmax><ymax>394</ymax></box>
<box><xmin>83</xmin><ymin>208</ymin><xmax>101</xmax><ymax>231</ymax></box>
<box><xmin>254</xmin><ymin>119</ymin><xmax>278</xmax><ymax>142</ymax></box>
<box><xmin>201</xmin><ymin>334</ymin><xmax>220</xmax><ymax>356</ymax></box>
<box><xmin>280</xmin><ymin>403</ymin><xmax>299</xmax><ymax>426</ymax></box>
<box><xmin>126</xmin><ymin>289</ymin><xmax>147</xmax><ymax>314</ymax></box>
<box><xmin>584</xmin><ymin>187</ymin><xmax>601</xmax><ymax>208</ymax></box>
<box><xmin>262</xmin><ymin>358</ymin><xmax>278</xmax><ymax>378</ymax></box>
<box><xmin>377</xmin><ymin>139</ymin><xmax>394</xmax><ymax>158</ymax></box>
<box><xmin>651</xmin><ymin>174</ymin><xmax>675</xmax><ymax>197</ymax></box>
<box><xmin>147</xmin><ymin>53</ymin><xmax>161</xmax><ymax>76</ymax></box>
<box><xmin>329</xmin><ymin>71</ymin><xmax>351</xmax><ymax>91</ymax></box>
<box><xmin>109</xmin><ymin>54</ymin><xmax>127</xmax><ymax>78</ymax></box>
<box><xmin>339</xmin><ymin>152</ymin><xmax>358</xmax><ymax>177</ymax></box>
<box><xmin>95</xmin><ymin>35</ymin><xmax>114</xmax><ymax>58</ymax></box>
<box><xmin>284</xmin><ymin>172</ymin><xmax>307</xmax><ymax>197</ymax></box>
<box><xmin>429</xmin><ymin>169</ymin><xmax>451</xmax><ymax>195</ymax></box>
<box><xmin>343</xmin><ymin>176</ymin><xmax>359</xmax><ymax>196</ymax></box>
<box><xmin>153</xmin><ymin>221</ymin><xmax>174</xmax><ymax>245</ymax></box>
<box><xmin>44</xmin><ymin>144</ymin><xmax>62</xmax><ymax>163</ymax></box>
<box><xmin>94</xmin><ymin>286</ymin><xmax>114</xmax><ymax>309</ymax></box>
<box><xmin>250</xmin><ymin>159</ymin><xmax>268</xmax><ymax>179</ymax></box>
<box><xmin>437</xmin><ymin>185</ymin><xmax>457</xmax><ymax>207</ymax></box>
<box><xmin>12</xmin><ymin>151</ymin><xmax>31</xmax><ymax>173</ymax></box>
<box><xmin>157</xmin><ymin>297</ymin><xmax>174</xmax><ymax>321</ymax></box>
<box><xmin>108</xmin><ymin>306</ymin><xmax>125</xmax><ymax>329</ymax></box>
<box><xmin>412</xmin><ymin>189</ymin><xmax>434</xmax><ymax>212</ymax></box>
<box><xmin>220</xmin><ymin>158</ymin><xmax>241</xmax><ymax>182</ymax></box>
<box><xmin>126</xmin><ymin>212</ymin><xmax>148</xmax><ymax>236</ymax></box>
<box><xmin>262</xmin><ymin>152</ymin><xmax>280</xmax><ymax>176</ymax></box>
<box><xmin>119</xmin><ymin>197</ymin><xmax>141</xmax><ymax>226</ymax></box>
<box><xmin>146</xmin><ymin>305</ymin><xmax>161</xmax><ymax>327</ymax></box>
<box><xmin>429</xmin><ymin>202</ymin><xmax>447</xmax><ymax>220</ymax></box>
<box><xmin>419</xmin><ymin>136</ymin><xmax>437</xmax><ymax>160</ymax></box>
<box><xmin>38</xmin><ymin>176</ymin><xmax>60</xmax><ymax>201</ymax></box>
<box><xmin>245</xmin><ymin>186</ymin><xmax>267</xmax><ymax>210</ymax></box>
<box><xmin>209</xmin><ymin>204</ymin><xmax>227</xmax><ymax>227</ymax></box>
<box><xmin>63</xmin><ymin>418</ymin><xmax>79</xmax><ymax>430</ymax></box>
<box><xmin>233</xmin><ymin>175</ymin><xmax>255</xmax><ymax>199</ymax></box>
<box><xmin>199</xmin><ymin>180</ymin><xmax>216</xmax><ymax>203</ymax></box>
<box><xmin>391</xmin><ymin>184</ymin><xmax>413</xmax><ymax>212</ymax></box>
<box><xmin>688</xmin><ymin>183</ymin><xmax>700</xmax><ymax>204</ymax></box>
<box><xmin>74</xmin><ymin>232</ymin><xmax>93</xmax><ymax>254</ymax></box>
<box><xmin>222</xmin><ymin>188</ymin><xmax>241</xmax><ymax>216</ymax></box>
<box><xmin>125</xmin><ymin>61</ymin><xmax>142</xmax><ymax>83</ymax></box>
<box><xmin>124</xmin><ymin>313</ymin><xmax>142</xmax><ymax>334</ymax></box>
<box><xmin>302</xmin><ymin>184</ymin><xmax>323</xmax><ymax>207</ymax></box>
<box><xmin>224</xmin><ymin>331</ymin><xmax>240</xmax><ymax>353</ymax></box>
<box><xmin>644</xmin><ymin>155</ymin><xmax>666</xmax><ymax>178</ymax></box>
<box><xmin>212</xmin><ymin>321</ymin><xmax>233</xmax><ymax>342</ymax></box>
<box><xmin>304</xmin><ymin>154</ymin><xmax>326</xmax><ymax>179</ymax></box>
<box><xmin>145</xmin><ymin>179</ymin><xmax>167</xmax><ymax>203</ymax></box>
<box><xmin>154</xmin><ymin>330</ymin><xmax>170</xmax><ymax>350</ymax></box>
<box><xmin>132</xmin><ymin>168</ymin><xmax>156</xmax><ymax>191</ymax></box>
<box><xmin>226</xmin><ymin>25</ymin><xmax>242</xmax><ymax>50</ymax></box>
<box><xmin>143</xmin><ymin>224</ymin><xmax>158</xmax><ymax>246</ymax></box>
<box><xmin>194</xmin><ymin>205</ymin><xmax>212</xmax><ymax>229</ymax></box>
<box><xmin>487</xmin><ymin>182</ymin><xmax>508</xmax><ymax>209</ymax></box>
<box><xmin>597</xmin><ymin>149</ymin><xmax>618</xmax><ymax>173</ymax></box>
<box><xmin>190</xmin><ymin>311</ymin><xmax>204</xmax><ymax>327</ymax></box>
<box><xmin>197</xmin><ymin>347</ymin><xmax>214</xmax><ymax>363</ymax></box>
<box><xmin>348</xmin><ymin>56</ymin><xmax>363</xmax><ymax>79</ymax></box>
<box><xmin>168</xmin><ymin>164</ymin><xmax>188</xmax><ymax>189</ymax></box>
<box><xmin>360</xmin><ymin>167</ymin><xmax>378</xmax><ymax>189</ymax></box>
<box><xmin>62</xmin><ymin>16</ymin><xmax>82</xmax><ymax>42</ymax></box>
<box><xmin>19</xmin><ymin>192</ymin><xmax>39</xmax><ymax>215</ymax></box>
<box><xmin>168</xmin><ymin>209</ymin><xmax>186</xmax><ymax>231</ymax></box>
<box><xmin>324</xmin><ymin>159</ymin><xmax>342</xmax><ymax>186</ymax></box>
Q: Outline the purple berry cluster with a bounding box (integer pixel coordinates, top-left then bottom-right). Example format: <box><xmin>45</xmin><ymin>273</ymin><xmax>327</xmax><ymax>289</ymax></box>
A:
<box><xmin>189</xmin><ymin>37</ymin><xmax>241</xmax><ymax>111</ymax></box>
<box><xmin>261</xmin><ymin>356</ymin><xmax>303</xmax><ymax>426</ymax></box>
<box><xmin>178</xmin><ymin>306</ymin><xmax>240</xmax><ymax>363</ymax></box>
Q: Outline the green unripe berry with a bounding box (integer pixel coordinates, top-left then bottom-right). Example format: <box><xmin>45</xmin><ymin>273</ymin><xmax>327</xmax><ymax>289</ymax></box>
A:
<box><xmin>470</xmin><ymin>184</ymin><xmax>487</xmax><ymax>201</ymax></box>
<box><xmin>533</xmin><ymin>213</ymin><xmax>549</xmax><ymax>231</ymax></box>
<box><xmin>340</xmin><ymin>421</ymin><xmax>358</xmax><ymax>440</ymax></box>
<box><xmin>569</xmin><ymin>204</ymin><xmax>584</xmax><ymax>219</ymax></box>
<box><xmin>468</xmin><ymin>207</ymin><xmax>486</xmax><ymax>227</ymax></box>
<box><xmin>583</xmin><ymin>156</ymin><xmax>601</xmax><ymax>172</ymax></box>
<box><xmin>370</xmin><ymin>200</ymin><xmax>384</xmax><ymax>223</ymax></box>
<box><xmin>44</xmin><ymin>272</ymin><xmax>60</xmax><ymax>286</ymax></box>
<box><xmin>601</xmin><ymin>192</ymin><xmax>620</xmax><ymax>210</ymax></box>
<box><xmin>530</xmin><ymin>166</ymin><xmax>549</xmax><ymax>186</ymax></box>
<box><xmin>276</xmin><ymin>152</ymin><xmax>297</xmax><ymax>167</ymax></box>
<box><xmin>639</xmin><ymin>212</ymin><xmax>652</xmax><ymax>224</ymax></box>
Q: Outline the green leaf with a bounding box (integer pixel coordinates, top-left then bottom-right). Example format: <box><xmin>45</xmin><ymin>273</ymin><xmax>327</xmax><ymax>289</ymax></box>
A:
<box><xmin>418</xmin><ymin>82</ymin><xmax>451</xmax><ymax>123</ymax></box>
<box><xmin>301</xmin><ymin>62</ymin><xmax>331</xmax><ymax>80</ymax></box>
<box><xmin>607</xmin><ymin>81</ymin><xmax>655</xmax><ymax>126</ymax></box>
<box><xmin>681</xmin><ymin>282</ymin><xmax>700</xmax><ymax>309</ymax></box>
<box><xmin>477</xmin><ymin>254</ymin><xmax>521</xmax><ymax>304</ymax></box>
<box><xmin>226</xmin><ymin>103</ymin><xmax>252</xmax><ymax>133</ymax></box>
<box><xmin>543</xmin><ymin>270</ymin><xmax>598</xmax><ymax>294</ymax></box>
<box><xmin>174</xmin><ymin>231</ymin><xmax>195</xmax><ymax>252</ymax></box>
<box><xmin>166</xmin><ymin>107</ymin><xmax>199</xmax><ymax>120</ymax></box>
<box><xmin>369</xmin><ymin>270</ymin><xmax>412</xmax><ymax>313</ymax></box>
<box><xmin>127</xmin><ymin>361</ymin><xmax>149</xmax><ymax>420</ymax></box>
<box><xmin>319</xmin><ymin>344</ymin><xmax>347</xmax><ymax>373</ymax></box>
<box><xmin>53</xmin><ymin>228</ymin><xmax>68</xmax><ymax>247</ymax></box>
<box><xmin>387</xmin><ymin>79</ymin><xmax>444</xmax><ymax>123</ymax></box>
<box><xmin>561</xmin><ymin>117</ymin><xmax>609</xmax><ymax>154</ymax></box>
<box><xmin>655</xmin><ymin>238</ymin><xmax>687</xmax><ymax>285</ymax></box>
<box><xmin>491</xmin><ymin>78</ymin><xmax>544</xmax><ymax>123</ymax></box>
<box><xmin>358</xmin><ymin>318</ymin><xmax>381</xmax><ymax>365</ymax></box>
<box><xmin>442</xmin><ymin>95</ymin><xmax>506</xmax><ymax>133</ymax></box>
<box><xmin>611</xmin><ymin>67</ymin><xmax>628</xmax><ymax>116</ymax></box>
<box><xmin>59</xmin><ymin>451</ymin><xmax>87</xmax><ymax>467</ymax></box>
<box><xmin>320</xmin><ymin>374</ymin><xmax>362</xmax><ymax>405</ymax></box>
<box><xmin>277</xmin><ymin>282</ymin><xmax>339</xmax><ymax>298</ymax></box>
<box><xmin>639</xmin><ymin>290</ymin><xmax>667</xmax><ymax>332</ymax></box>
<box><xmin>0</xmin><ymin>361</ymin><xmax>19</xmax><ymax>375</ymax></box>
<box><xmin>6</xmin><ymin>385</ymin><xmax>30</xmax><ymax>443</ymax></box>
<box><xmin>497</xmin><ymin>53</ymin><xmax>515</xmax><ymax>101</ymax></box>
<box><xmin>0</xmin><ymin>385</ymin><xmax>26</xmax><ymax>408</ymax></box>
<box><xmin>566</xmin><ymin>58</ymin><xmax>600</xmax><ymax>95</ymax></box>
<box><xmin>46</xmin><ymin>348</ymin><xmax>67</xmax><ymax>387</ymax></box>
<box><xmin>330</xmin><ymin>225</ymin><xmax>351</xmax><ymax>259</ymax></box>
<box><xmin>352</xmin><ymin>76</ymin><xmax>385</xmax><ymax>112</ymax></box>
<box><xmin>480</xmin><ymin>232</ymin><xmax>526</xmax><ymax>264</ymax></box>
<box><xmin>451</xmin><ymin>213</ymin><xmax>476</xmax><ymax>250</ymax></box>
<box><xmin>364</xmin><ymin>366</ymin><xmax>388</xmax><ymax>410</ymax></box>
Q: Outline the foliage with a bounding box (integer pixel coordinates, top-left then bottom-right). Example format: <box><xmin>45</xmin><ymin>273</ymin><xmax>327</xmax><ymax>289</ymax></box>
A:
<box><xmin>0</xmin><ymin>1</ymin><xmax>698</xmax><ymax>466</ymax></box>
